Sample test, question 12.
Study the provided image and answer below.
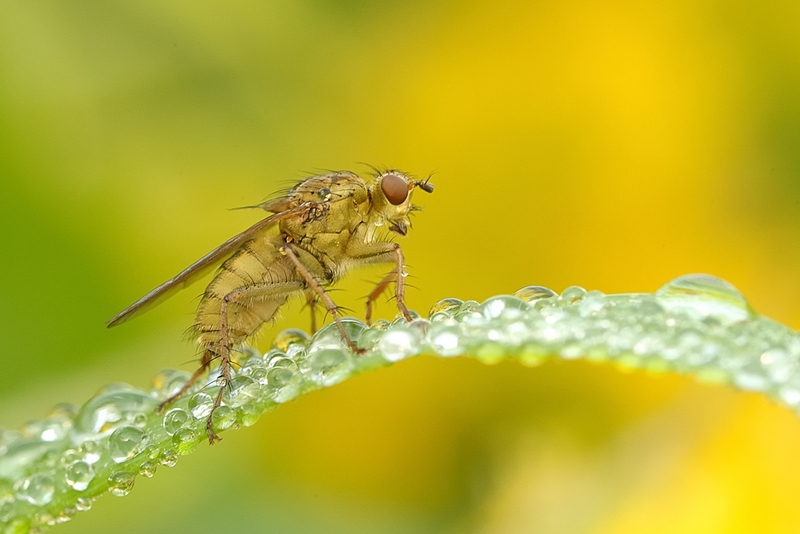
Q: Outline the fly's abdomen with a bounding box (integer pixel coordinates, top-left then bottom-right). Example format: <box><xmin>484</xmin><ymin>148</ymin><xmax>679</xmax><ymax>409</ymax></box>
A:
<box><xmin>193</xmin><ymin>236</ymin><xmax>309</xmax><ymax>355</ymax></box>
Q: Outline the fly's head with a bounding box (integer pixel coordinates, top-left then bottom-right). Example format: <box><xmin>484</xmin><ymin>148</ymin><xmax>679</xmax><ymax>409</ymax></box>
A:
<box><xmin>370</xmin><ymin>171</ymin><xmax>434</xmax><ymax>236</ymax></box>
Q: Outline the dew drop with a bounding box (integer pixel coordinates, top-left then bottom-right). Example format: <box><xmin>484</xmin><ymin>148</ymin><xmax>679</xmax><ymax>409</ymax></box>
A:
<box><xmin>159</xmin><ymin>449</ymin><xmax>178</xmax><ymax>468</ymax></box>
<box><xmin>108</xmin><ymin>471</ymin><xmax>135</xmax><ymax>497</ymax></box>
<box><xmin>223</xmin><ymin>376</ymin><xmax>260</xmax><ymax>408</ymax></box>
<box><xmin>75</xmin><ymin>497</ymin><xmax>93</xmax><ymax>511</ymax></box>
<box><xmin>211</xmin><ymin>406</ymin><xmax>237</xmax><ymax>432</ymax></box>
<box><xmin>188</xmin><ymin>393</ymin><xmax>214</xmax><ymax>419</ymax></box>
<box><xmin>561</xmin><ymin>286</ymin><xmax>587</xmax><ymax>303</ymax></box>
<box><xmin>15</xmin><ymin>473</ymin><xmax>54</xmax><ymax>506</ymax></box>
<box><xmin>479</xmin><ymin>296</ymin><xmax>529</xmax><ymax>320</ymax></box>
<box><xmin>428</xmin><ymin>298</ymin><xmax>463</xmax><ymax>317</ymax></box>
<box><xmin>57</xmin><ymin>507</ymin><xmax>76</xmax><ymax>524</ymax></box>
<box><xmin>428</xmin><ymin>324</ymin><xmax>464</xmax><ymax>357</ymax></box>
<box><xmin>378</xmin><ymin>326</ymin><xmax>423</xmax><ymax>362</ymax></box>
<box><xmin>172</xmin><ymin>428</ymin><xmax>198</xmax><ymax>455</ymax></box>
<box><xmin>272</xmin><ymin>328</ymin><xmax>311</xmax><ymax>352</ymax></box>
<box><xmin>73</xmin><ymin>389</ymin><xmax>159</xmax><ymax>437</ymax></box>
<box><xmin>79</xmin><ymin>440</ymin><xmax>102</xmax><ymax>465</ymax></box>
<box><xmin>163</xmin><ymin>408</ymin><xmax>190</xmax><ymax>436</ymax></box>
<box><xmin>514</xmin><ymin>286</ymin><xmax>557</xmax><ymax>302</ymax></box>
<box><xmin>656</xmin><ymin>274</ymin><xmax>755</xmax><ymax>322</ymax></box>
<box><xmin>301</xmin><ymin>348</ymin><xmax>354</xmax><ymax>386</ymax></box>
<box><xmin>108</xmin><ymin>426</ymin><xmax>148</xmax><ymax>464</ymax></box>
<box><xmin>139</xmin><ymin>461</ymin><xmax>157</xmax><ymax>478</ymax></box>
<box><xmin>65</xmin><ymin>461</ymin><xmax>94</xmax><ymax>491</ymax></box>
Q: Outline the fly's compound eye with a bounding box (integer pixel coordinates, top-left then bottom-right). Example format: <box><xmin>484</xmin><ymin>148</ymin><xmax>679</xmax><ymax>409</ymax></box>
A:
<box><xmin>381</xmin><ymin>173</ymin><xmax>409</xmax><ymax>205</ymax></box>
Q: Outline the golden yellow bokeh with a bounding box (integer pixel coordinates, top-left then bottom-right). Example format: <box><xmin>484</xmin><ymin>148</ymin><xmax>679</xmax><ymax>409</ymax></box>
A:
<box><xmin>2</xmin><ymin>0</ymin><xmax>800</xmax><ymax>532</ymax></box>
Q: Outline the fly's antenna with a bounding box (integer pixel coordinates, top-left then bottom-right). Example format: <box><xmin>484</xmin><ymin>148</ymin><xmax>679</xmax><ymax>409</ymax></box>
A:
<box><xmin>414</xmin><ymin>176</ymin><xmax>434</xmax><ymax>194</ymax></box>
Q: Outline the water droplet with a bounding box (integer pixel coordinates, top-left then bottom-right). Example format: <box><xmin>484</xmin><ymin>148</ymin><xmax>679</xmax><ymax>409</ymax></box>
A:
<box><xmin>79</xmin><ymin>440</ymin><xmax>102</xmax><ymax>464</ymax></box>
<box><xmin>428</xmin><ymin>324</ymin><xmax>464</xmax><ymax>357</ymax></box>
<box><xmin>560</xmin><ymin>286</ymin><xmax>587</xmax><ymax>303</ymax></box>
<box><xmin>656</xmin><ymin>274</ymin><xmax>755</xmax><ymax>322</ymax></box>
<box><xmin>65</xmin><ymin>461</ymin><xmax>94</xmax><ymax>491</ymax></box>
<box><xmin>760</xmin><ymin>348</ymin><xmax>795</xmax><ymax>383</ymax></box>
<box><xmin>108</xmin><ymin>426</ymin><xmax>148</xmax><ymax>464</ymax></box>
<box><xmin>265</xmin><ymin>367</ymin><xmax>300</xmax><ymax>403</ymax></box>
<box><xmin>310</xmin><ymin>318</ymin><xmax>366</xmax><ymax>353</ymax></box>
<box><xmin>577</xmin><ymin>291</ymin><xmax>606</xmax><ymax>316</ymax></box>
<box><xmin>75</xmin><ymin>497</ymin><xmax>93</xmax><ymax>511</ymax></box>
<box><xmin>139</xmin><ymin>461</ymin><xmax>157</xmax><ymax>478</ymax></box>
<box><xmin>163</xmin><ymin>408</ymin><xmax>190</xmax><ymax>436</ymax></box>
<box><xmin>108</xmin><ymin>471</ymin><xmax>135</xmax><ymax>497</ymax></box>
<box><xmin>514</xmin><ymin>286</ymin><xmax>557</xmax><ymax>302</ymax></box>
<box><xmin>188</xmin><ymin>393</ymin><xmax>214</xmax><ymax>419</ymax></box>
<box><xmin>172</xmin><ymin>429</ymin><xmax>198</xmax><ymax>455</ymax></box>
<box><xmin>479</xmin><ymin>296</ymin><xmax>529</xmax><ymax>320</ymax></box>
<box><xmin>378</xmin><ymin>326</ymin><xmax>423</xmax><ymax>362</ymax></box>
<box><xmin>301</xmin><ymin>348</ymin><xmax>354</xmax><ymax>385</ymax></box>
<box><xmin>273</xmin><ymin>329</ymin><xmax>310</xmax><ymax>352</ymax></box>
<box><xmin>56</xmin><ymin>507</ymin><xmax>76</xmax><ymax>523</ymax></box>
<box><xmin>428</xmin><ymin>298</ymin><xmax>463</xmax><ymax>317</ymax></box>
<box><xmin>159</xmin><ymin>449</ymin><xmax>178</xmax><ymax>468</ymax></box>
<box><xmin>16</xmin><ymin>474</ymin><xmax>54</xmax><ymax>505</ymax></box>
<box><xmin>39</xmin><ymin>415</ymin><xmax>70</xmax><ymax>442</ymax></box>
<box><xmin>223</xmin><ymin>376</ymin><xmax>260</xmax><ymax>408</ymax></box>
<box><xmin>73</xmin><ymin>388</ymin><xmax>159</xmax><ymax>437</ymax></box>
<box><xmin>211</xmin><ymin>406</ymin><xmax>237</xmax><ymax>432</ymax></box>
<box><xmin>152</xmin><ymin>369</ymin><xmax>192</xmax><ymax>398</ymax></box>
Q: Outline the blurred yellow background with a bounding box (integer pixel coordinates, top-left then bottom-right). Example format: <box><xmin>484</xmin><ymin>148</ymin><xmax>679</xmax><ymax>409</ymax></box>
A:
<box><xmin>2</xmin><ymin>0</ymin><xmax>800</xmax><ymax>532</ymax></box>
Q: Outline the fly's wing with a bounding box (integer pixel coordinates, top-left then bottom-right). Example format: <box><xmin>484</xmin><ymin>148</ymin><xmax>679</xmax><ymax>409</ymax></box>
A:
<box><xmin>107</xmin><ymin>202</ymin><xmax>317</xmax><ymax>328</ymax></box>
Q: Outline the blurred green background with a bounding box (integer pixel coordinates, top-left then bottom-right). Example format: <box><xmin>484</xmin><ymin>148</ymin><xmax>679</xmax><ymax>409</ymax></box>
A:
<box><xmin>2</xmin><ymin>0</ymin><xmax>800</xmax><ymax>532</ymax></box>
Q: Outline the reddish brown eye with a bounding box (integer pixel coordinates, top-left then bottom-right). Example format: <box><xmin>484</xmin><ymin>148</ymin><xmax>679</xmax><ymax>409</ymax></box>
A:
<box><xmin>381</xmin><ymin>174</ymin><xmax>409</xmax><ymax>205</ymax></box>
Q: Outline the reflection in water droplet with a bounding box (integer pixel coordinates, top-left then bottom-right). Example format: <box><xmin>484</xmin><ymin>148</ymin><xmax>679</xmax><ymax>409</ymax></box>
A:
<box><xmin>223</xmin><ymin>376</ymin><xmax>260</xmax><ymax>408</ymax></box>
<box><xmin>163</xmin><ymin>408</ymin><xmax>190</xmax><ymax>436</ymax></box>
<box><xmin>57</xmin><ymin>506</ymin><xmax>76</xmax><ymax>523</ymax></box>
<box><xmin>561</xmin><ymin>286</ymin><xmax>587</xmax><ymax>303</ymax></box>
<box><xmin>73</xmin><ymin>389</ymin><xmax>159</xmax><ymax>437</ymax></box>
<box><xmin>272</xmin><ymin>329</ymin><xmax>310</xmax><ymax>352</ymax></box>
<box><xmin>65</xmin><ymin>461</ymin><xmax>94</xmax><ymax>491</ymax></box>
<box><xmin>139</xmin><ymin>461</ymin><xmax>157</xmax><ymax>478</ymax></box>
<box><xmin>514</xmin><ymin>285</ymin><xmax>557</xmax><ymax>302</ymax></box>
<box><xmin>159</xmin><ymin>449</ymin><xmax>178</xmax><ymax>468</ymax></box>
<box><xmin>211</xmin><ymin>406</ymin><xmax>237</xmax><ymax>432</ymax></box>
<box><xmin>378</xmin><ymin>326</ymin><xmax>423</xmax><ymax>362</ymax></box>
<box><xmin>107</xmin><ymin>471</ymin><xmax>135</xmax><ymax>497</ymax></box>
<box><xmin>172</xmin><ymin>429</ymin><xmax>197</xmax><ymax>455</ymax></box>
<box><xmin>656</xmin><ymin>274</ymin><xmax>755</xmax><ymax>321</ymax></box>
<box><xmin>75</xmin><ymin>497</ymin><xmax>92</xmax><ymax>511</ymax></box>
<box><xmin>16</xmin><ymin>473</ymin><xmax>54</xmax><ymax>505</ymax></box>
<box><xmin>108</xmin><ymin>426</ymin><xmax>148</xmax><ymax>464</ymax></box>
<box><xmin>428</xmin><ymin>324</ymin><xmax>464</xmax><ymax>357</ymax></box>
<box><xmin>188</xmin><ymin>393</ymin><xmax>214</xmax><ymax>419</ymax></box>
<box><xmin>428</xmin><ymin>298</ymin><xmax>463</xmax><ymax>317</ymax></box>
<box><xmin>301</xmin><ymin>349</ymin><xmax>353</xmax><ymax>386</ymax></box>
<box><xmin>479</xmin><ymin>296</ymin><xmax>529</xmax><ymax>320</ymax></box>
<box><xmin>80</xmin><ymin>440</ymin><xmax>102</xmax><ymax>464</ymax></box>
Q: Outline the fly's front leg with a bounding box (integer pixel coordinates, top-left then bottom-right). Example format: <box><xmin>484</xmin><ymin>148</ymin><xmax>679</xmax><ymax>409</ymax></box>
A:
<box><xmin>281</xmin><ymin>240</ymin><xmax>365</xmax><ymax>354</ymax></box>
<box><xmin>345</xmin><ymin>242</ymin><xmax>412</xmax><ymax>324</ymax></box>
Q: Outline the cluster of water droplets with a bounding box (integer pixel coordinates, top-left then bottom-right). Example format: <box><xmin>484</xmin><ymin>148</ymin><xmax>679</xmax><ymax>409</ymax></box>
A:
<box><xmin>2</xmin><ymin>274</ymin><xmax>799</xmax><ymax>532</ymax></box>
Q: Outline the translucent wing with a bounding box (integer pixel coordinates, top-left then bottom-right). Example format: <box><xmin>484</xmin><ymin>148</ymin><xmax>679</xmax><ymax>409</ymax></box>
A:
<box><xmin>107</xmin><ymin>203</ymin><xmax>315</xmax><ymax>328</ymax></box>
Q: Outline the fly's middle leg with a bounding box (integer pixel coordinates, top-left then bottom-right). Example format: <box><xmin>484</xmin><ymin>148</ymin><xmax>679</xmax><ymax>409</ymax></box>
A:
<box><xmin>282</xmin><ymin>240</ymin><xmax>364</xmax><ymax>354</ymax></box>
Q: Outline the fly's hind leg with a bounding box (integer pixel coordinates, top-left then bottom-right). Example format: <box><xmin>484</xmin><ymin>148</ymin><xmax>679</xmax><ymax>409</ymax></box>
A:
<box><xmin>306</xmin><ymin>293</ymin><xmax>318</xmax><ymax>334</ymax></box>
<box><xmin>203</xmin><ymin>280</ymin><xmax>306</xmax><ymax>444</ymax></box>
<box><xmin>157</xmin><ymin>349</ymin><xmax>215</xmax><ymax>413</ymax></box>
